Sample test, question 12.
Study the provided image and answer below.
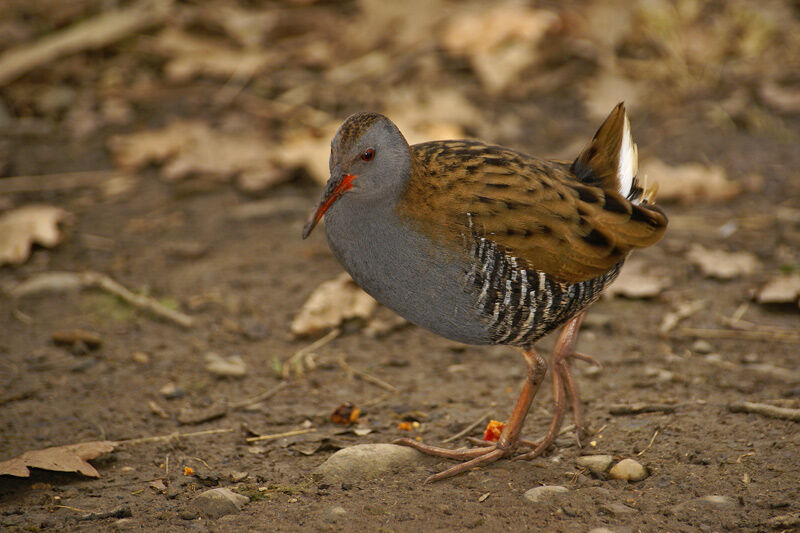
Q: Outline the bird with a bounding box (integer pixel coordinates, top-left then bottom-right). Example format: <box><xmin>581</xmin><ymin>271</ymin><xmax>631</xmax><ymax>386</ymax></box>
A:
<box><xmin>302</xmin><ymin>103</ymin><xmax>667</xmax><ymax>483</ymax></box>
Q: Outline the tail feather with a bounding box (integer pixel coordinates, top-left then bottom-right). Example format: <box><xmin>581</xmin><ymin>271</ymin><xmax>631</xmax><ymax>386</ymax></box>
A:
<box><xmin>572</xmin><ymin>102</ymin><xmax>652</xmax><ymax>204</ymax></box>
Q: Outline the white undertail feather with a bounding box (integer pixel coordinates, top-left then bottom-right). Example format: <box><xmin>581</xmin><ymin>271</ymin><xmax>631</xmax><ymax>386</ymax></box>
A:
<box><xmin>617</xmin><ymin>113</ymin><xmax>636</xmax><ymax>200</ymax></box>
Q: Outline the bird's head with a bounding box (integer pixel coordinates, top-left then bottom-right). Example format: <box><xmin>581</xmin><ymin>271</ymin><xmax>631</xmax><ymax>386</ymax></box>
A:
<box><xmin>302</xmin><ymin>112</ymin><xmax>410</xmax><ymax>239</ymax></box>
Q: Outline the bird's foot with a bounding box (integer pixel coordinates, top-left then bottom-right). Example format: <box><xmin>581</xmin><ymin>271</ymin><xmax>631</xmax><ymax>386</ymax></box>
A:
<box><xmin>393</xmin><ymin>438</ymin><xmax>514</xmax><ymax>483</ymax></box>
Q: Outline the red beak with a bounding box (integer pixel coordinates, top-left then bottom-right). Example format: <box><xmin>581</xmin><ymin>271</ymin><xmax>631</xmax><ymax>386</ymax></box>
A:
<box><xmin>302</xmin><ymin>174</ymin><xmax>357</xmax><ymax>239</ymax></box>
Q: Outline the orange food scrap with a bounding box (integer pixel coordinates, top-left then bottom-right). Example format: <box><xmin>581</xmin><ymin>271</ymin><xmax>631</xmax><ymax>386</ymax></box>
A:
<box><xmin>183</xmin><ymin>466</ymin><xmax>194</xmax><ymax>476</ymax></box>
<box><xmin>397</xmin><ymin>421</ymin><xmax>413</xmax><ymax>431</ymax></box>
<box><xmin>331</xmin><ymin>402</ymin><xmax>361</xmax><ymax>425</ymax></box>
<box><xmin>483</xmin><ymin>419</ymin><xmax>505</xmax><ymax>442</ymax></box>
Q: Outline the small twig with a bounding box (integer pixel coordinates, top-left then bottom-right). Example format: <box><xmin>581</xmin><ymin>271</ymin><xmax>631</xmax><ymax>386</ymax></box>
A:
<box><xmin>728</xmin><ymin>402</ymin><xmax>800</xmax><ymax>422</ymax></box>
<box><xmin>53</xmin><ymin>505</ymin><xmax>90</xmax><ymax>513</ymax></box>
<box><xmin>0</xmin><ymin>0</ymin><xmax>172</xmax><ymax>86</ymax></box>
<box><xmin>0</xmin><ymin>170</ymin><xmax>122</xmax><ymax>194</ymax></box>
<box><xmin>115</xmin><ymin>428</ymin><xmax>234</xmax><ymax>446</ymax></box>
<box><xmin>337</xmin><ymin>355</ymin><xmax>399</xmax><ymax>393</ymax></box>
<box><xmin>245</xmin><ymin>428</ymin><xmax>315</xmax><ymax>443</ymax></box>
<box><xmin>637</xmin><ymin>429</ymin><xmax>659</xmax><ymax>457</ymax></box>
<box><xmin>282</xmin><ymin>328</ymin><xmax>340</xmax><ymax>378</ymax></box>
<box><xmin>190</xmin><ymin>456</ymin><xmax>211</xmax><ymax>469</ymax></box>
<box><xmin>11</xmin><ymin>308</ymin><xmax>33</xmax><ymax>324</ymax></box>
<box><xmin>229</xmin><ymin>382</ymin><xmax>289</xmax><ymax>410</ymax></box>
<box><xmin>676</xmin><ymin>327</ymin><xmax>800</xmax><ymax>343</ymax></box>
<box><xmin>659</xmin><ymin>299</ymin><xmax>706</xmax><ymax>334</ymax></box>
<box><xmin>610</xmin><ymin>403</ymin><xmax>676</xmax><ymax>415</ymax></box>
<box><xmin>81</xmin><ymin>271</ymin><xmax>194</xmax><ymax>328</ymax></box>
<box><xmin>442</xmin><ymin>407</ymin><xmax>495</xmax><ymax>444</ymax></box>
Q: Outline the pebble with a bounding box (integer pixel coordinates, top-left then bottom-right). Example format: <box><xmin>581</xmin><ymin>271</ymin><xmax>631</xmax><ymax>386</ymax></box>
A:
<box><xmin>313</xmin><ymin>444</ymin><xmax>428</xmax><ymax>482</ymax></box>
<box><xmin>669</xmin><ymin>494</ymin><xmax>737</xmax><ymax>516</ymax></box>
<box><xmin>599</xmin><ymin>502</ymin><xmax>637</xmax><ymax>516</ymax></box>
<box><xmin>159</xmin><ymin>382</ymin><xmax>184</xmax><ymax>399</ymax></box>
<box><xmin>112</xmin><ymin>518</ymin><xmax>135</xmax><ymax>530</ymax></box>
<box><xmin>52</xmin><ymin>329</ymin><xmax>102</xmax><ymax>350</ymax></box>
<box><xmin>691</xmin><ymin>340</ymin><xmax>713</xmax><ymax>354</ymax></box>
<box><xmin>131</xmin><ymin>351</ymin><xmax>150</xmax><ymax>364</ymax></box>
<box><xmin>193</xmin><ymin>488</ymin><xmax>249</xmax><ymax>518</ymax></box>
<box><xmin>609</xmin><ymin>458</ymin><xmax>648</xmax><ymax>481</ymax></box>
<box><xmin>326</xmin><ymin>506</ymin><xmax>348</xmax><ymax>521</ymax></box>
<box><xmin>700</xmin><ymin>495</ymin><xmax>735</xmax><ymax>506</ymax></box>
<box><xmin>522</xmin><ymin>485</ymin><xmax>569</xmax><ymax>503</ymax></box>
<box><xmin>576</xmin><ymin>455</ymin><xmax>614</xmax><ymax>475</ymax></box>
<box><xmin>204</xmin><ymin>352</ymin><xmax>247</xmax><ymax>378</ymax></box>
<box><xmin>229</xmin><ymin>471</ymin><xmax>248</xmax><ymax>482</ymax></box>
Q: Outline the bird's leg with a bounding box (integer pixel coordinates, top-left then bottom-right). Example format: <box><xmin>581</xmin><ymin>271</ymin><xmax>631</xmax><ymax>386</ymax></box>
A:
<box><xmin>394</xmin><ymin>348</ymin><xmax>548</xmax><ymax>483</ymax></box>
<box><xmin>515</xmin><ymin>312</ymin><xmax>589</xmax><ymax>460</ymax></box>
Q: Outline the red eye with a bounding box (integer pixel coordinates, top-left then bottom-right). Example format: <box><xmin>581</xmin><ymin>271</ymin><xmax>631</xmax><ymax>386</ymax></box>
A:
<box><xmin>361</xmin><ymin>148</ymin><xmax>375</xmax><ymax>161</ymax></box>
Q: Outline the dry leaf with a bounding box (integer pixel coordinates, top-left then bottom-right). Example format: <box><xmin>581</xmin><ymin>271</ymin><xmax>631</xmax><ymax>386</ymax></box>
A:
<box><xmin>277</xmin><ymin>126</ymin><xmax>337</xmax><ymax>185</ymax></box>
<box><xmin>643</xmin><ymin>159</ymin><xmax>741</xmax><ymax>204</ymax></box>
<box><xmin>759</xmin><ymin>81</ymin><xmax>800</xmax><ymax>113</ymax></box>
<box><xmin>686</xmin><ymin>244</ymin><xmax>760</xmax><ymax>280</ymax></box>
<box><xmin>756</xmin><ymin>273</ymin><xmax>800</xmax><ymax>308</ymax></box>
<box><xmin>291</xmin><ymin>272</ymin><xmax>377</xmax><ymax>337</ymax></box>
<box><xmin>150</xmin><ymin>28</ymin><xmax>276</xmax><ymax>82</ymax></box>
<box><xmin>605</xmin><ymin>259</ymin><xmax>672</xmax><ymax>299</ymax></box>
<box><xmin>0</xmin><ymin>205</ymin><xmax>71</xmax><ymax>266</ymax></box>
<box><xmin>439</xmin><ymin>5</ymin><xmax>558</xmax><ymax>93</ymax></box>
<box><xmin>0</xmin><ymin>441</ymin><xmax>115</xmax><ymax>478</ymax></box>
<box><xmin>109</xmin><ymin>120</ymin><xmax>288</xmax><ymax>190</ymax></box>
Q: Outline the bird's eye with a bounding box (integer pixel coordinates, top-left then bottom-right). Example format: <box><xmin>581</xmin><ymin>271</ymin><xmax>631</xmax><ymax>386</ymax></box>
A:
<box><xmin>361</xmin><ymin>148</ymin><xmax>375</xmax><ymax>161</ymax></box>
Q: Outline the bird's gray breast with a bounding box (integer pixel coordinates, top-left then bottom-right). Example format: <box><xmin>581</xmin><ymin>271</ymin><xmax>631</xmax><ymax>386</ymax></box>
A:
<box><xmin>323</xmin><ymin>197</ymin><xmax>493</xmax><ymax>345</ymax></box>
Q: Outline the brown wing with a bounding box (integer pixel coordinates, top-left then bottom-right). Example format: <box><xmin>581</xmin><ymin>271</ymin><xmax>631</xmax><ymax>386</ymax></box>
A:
<box><xmin>399</xmin><ymin>140</ymin><xmax>667</xmax><ymax>283</ymax></box>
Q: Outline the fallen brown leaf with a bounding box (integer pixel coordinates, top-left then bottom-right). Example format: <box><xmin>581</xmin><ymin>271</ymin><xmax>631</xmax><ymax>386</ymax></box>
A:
<box><xmin>439</xmin><ymin>5</ymin><xmax>558</xmax><ymax>93</ymax></box>
<box><xmin>149</xmin><ymin>28</ymin><xmax>277</xmax><ymax>83</ymax></box>
<box><xmin>291</xmin><ymin>272</ymin><xmax>377</xmax><ymax>337</ymax></box>
<box><xmin>0</xmin><ymin>441</ymin><xmax>115</xmax><ymax>478</ymax></box>
<box><xmin>686</xmin><ymin>244</ymin><xmax>760</xmax><ymax>280</ymax></box>
<box><xmin>755</xmin><ymin>273</ymin><xmax>800</xmax><ymax>308</ymax></box>
<box><xmin>0</xmin><ymin>205</ymin><xmax>72</xmax><ymax>266</ymax></box>
<box><xmin>605</xmin><ymin>258</ymin><xmax>672</xmax><ymax>299</ymax></box>
<box><xmin>759</xmin><ymin>81</ymin><xmax>800</xmax><ymax>114</ymax></box>
<box><xmin>643</xmin><ymin>159</ymin><xmax>741</xmax><ymax>204</ymax></box>
<box><xmin>109</xmin><ymin>120</ymin><xmax>289</xmax><ymax>191</ymax></box>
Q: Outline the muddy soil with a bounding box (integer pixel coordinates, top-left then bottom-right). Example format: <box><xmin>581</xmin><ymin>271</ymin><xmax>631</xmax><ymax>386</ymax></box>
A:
<box><xmin>1</xmin><ymin>1</ymin><xmax>799</xmax><ymax>532</ymax></box>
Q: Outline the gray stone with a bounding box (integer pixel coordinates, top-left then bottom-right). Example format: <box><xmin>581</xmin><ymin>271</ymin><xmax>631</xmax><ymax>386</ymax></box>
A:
<box><xmin>609</xmin><ymin>458</ymin><xmax>648</xmax><ymax>481</ymax></box>
<box><xmin>576</xmin><ymin>454</ymin><xmax>614</xmax><ymax>475</ymax></box>
<box><xmin>522</xmin><ymin>485</ymin><xmax>569</xmax><ymax>503</ymax></box>
<box><xmin>326</xmin><ymin>505</ymin><xmax>347</xmax><ymax>521</ymax></box>
<box><xmin>700</xmin><ymin>495</ymin><xmax>735</xmax><ymax>506</ymax></box>
<box><xmin>691</xmin><ymin>340</ymin><xmax>713</xmax><ymax>354</ymax></box>
<box><xmin>599</xmin><ymin>502</ymin><xmax>637</xmax><ymax>516</ymax></box>
<box><xmin>194</xmin><ymin>487</ymin><xmax>249</xmax><ymax>518</ymax></box>
<box><xmin>313</xmin><ymin>444</ymin><xmax>427</xmax><ymax>482</ymax></box>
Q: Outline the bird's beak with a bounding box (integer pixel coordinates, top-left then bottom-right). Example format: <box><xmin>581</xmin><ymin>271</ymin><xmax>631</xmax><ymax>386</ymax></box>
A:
<box><xmin>302</xmin><ymin>173</ymin><xmax>357</xmax><ymax>239</ymax></box>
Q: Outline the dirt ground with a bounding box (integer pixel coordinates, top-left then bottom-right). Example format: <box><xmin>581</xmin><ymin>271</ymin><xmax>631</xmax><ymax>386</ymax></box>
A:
<box><xmin>1</xmin><ymin>1</ymin><xmax>799</xmax><ymax>532</ymax></box>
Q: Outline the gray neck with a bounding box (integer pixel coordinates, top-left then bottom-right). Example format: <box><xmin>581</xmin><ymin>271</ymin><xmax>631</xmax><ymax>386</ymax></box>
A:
<box><xmin>323</xmin><ymin>185</ymin><xmax>492</xmax><ymax>345</ymax></box>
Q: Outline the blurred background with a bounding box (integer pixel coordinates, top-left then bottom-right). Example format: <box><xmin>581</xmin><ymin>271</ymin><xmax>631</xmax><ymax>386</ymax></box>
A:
<box><xmin>1</xmin><ymin>0</ymin><xmax>799</xmax><ymax>530</ymax></box>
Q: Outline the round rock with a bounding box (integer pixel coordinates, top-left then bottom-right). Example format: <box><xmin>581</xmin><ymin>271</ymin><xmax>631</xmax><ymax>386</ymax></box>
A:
<box><xmin>193</xmin><ymin>487</ymin><xmax>249</xmax><ymax>518</ymax></box>
<box><xmin>522</xmin><ymin>485</ymin><xmax>569</xmax><ymax>503</ymax></box>
<box><xmin>609</xmin><ymin>458</ymin><xmax>648</xmax><ymax>481</ymax></box>
<box><xmin>313</xmin><ymin>444</ymin><xmax>428</xmax><ymax>482</ymax></box>
<box><xmin>576</xmin><ymin>454</ymin><xmax>614</xmax><ymax>475</ymax></box>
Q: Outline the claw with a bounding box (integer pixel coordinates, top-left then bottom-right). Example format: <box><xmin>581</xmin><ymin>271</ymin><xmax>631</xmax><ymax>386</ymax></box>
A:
<box><xmin>571</xmin><ymin>351</ymin><xmax>603</xmax><ymax>368</ymax></box>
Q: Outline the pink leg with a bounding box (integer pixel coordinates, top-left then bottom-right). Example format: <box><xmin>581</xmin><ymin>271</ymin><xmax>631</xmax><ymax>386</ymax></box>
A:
<box><xmin>515</xmin><ymin>312</ymin><xmax>590</xmax><ymax>460</ymax></box>
<box><xmin>394</xmin><ymin>348</ymin><xmax>548</xmax><ymax>483</ymax></box>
